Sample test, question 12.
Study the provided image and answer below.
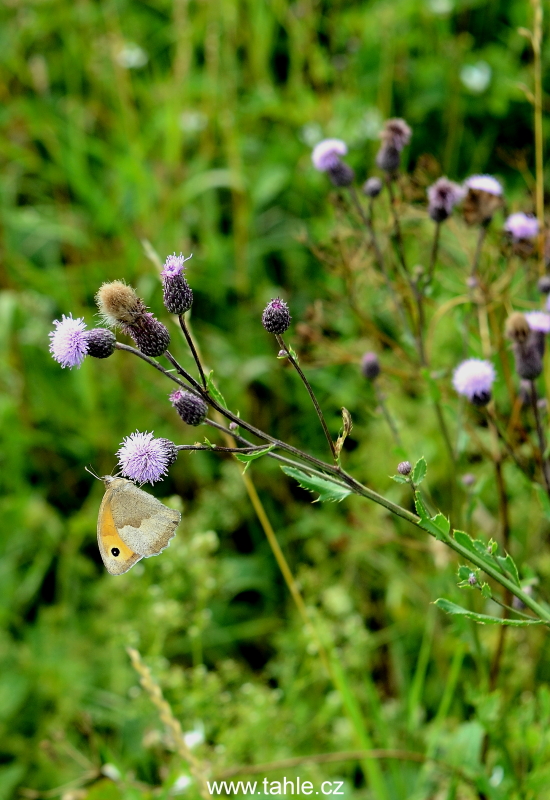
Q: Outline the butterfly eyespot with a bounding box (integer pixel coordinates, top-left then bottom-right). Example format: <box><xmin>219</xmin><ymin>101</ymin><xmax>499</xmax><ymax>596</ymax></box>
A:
<box><xmin>111</xmin><ymin>547</ymin><xmax>120</xmax><ymax>557</ymax></box>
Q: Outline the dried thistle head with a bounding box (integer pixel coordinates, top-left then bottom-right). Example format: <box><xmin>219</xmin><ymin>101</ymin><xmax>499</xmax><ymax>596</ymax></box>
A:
<box><xmin>462</xmin><ymin>175</ymin><xmax>503</xmax><ymax>226</ymax></box>
<box><xmin>95</xmin><ymin>281</ymin><xmax>146</xmax><ymax>327</ymax></box>
<box><xmin>505</xmin><ymin>312</ymin><xmax>530</xmax><ymax>344</ymax></box>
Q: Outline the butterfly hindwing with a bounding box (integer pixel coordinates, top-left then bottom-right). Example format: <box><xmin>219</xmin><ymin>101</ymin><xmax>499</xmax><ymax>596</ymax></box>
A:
<box><xmin>97</xmin><ymin>488</ymin><xmax>143</xmax><ymax>575</ymax></box>
<box><xmin>106</xmin><ymin>478</ymin><xmax>181</xmax><ymax>558</ymax></box>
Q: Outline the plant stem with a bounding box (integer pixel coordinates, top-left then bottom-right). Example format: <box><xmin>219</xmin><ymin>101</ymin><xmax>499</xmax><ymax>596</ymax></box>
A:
<box><xmin>178</xmin><ymin>314</ymin><xmax>207</xmax><ymax>389</ymax></box>
<box><xmin>470</xmin><ymin>225</ymin><xmax>488</xmax><ymax>277</ymax></box>
<box><xmin>176</xmin><ymin>443</ymin><xmax>269</xmax><ymax>454</ymax></box>
<box><xmin>532</xmin><ymin>0</ymin><xmax>545</xmax><ymax>276</ymax></box>
<box><xmin>386</xmin><ymin>176</ymin><xmax>408</xmax><ymax>273</ymax></box>
<box><xmin>348</xmin><ymin>186</ymin><xmax>385</xmax><ymax>274</ymax></box>
<box><xmin>276</xmin><ymin>334</ymin><xmax>338</xmax><ymax>463</ymax></box>
<box><xmin>530</xmin><ymin>381</ymin><xmax>550</xmax><ymax>495</ymax></box>
<box><xmin>374</xmin><ymin>383</ymin><xmax>403</xmax><ymax>450</ymax></box>
<box><xmin>117</xmin><ymin>341</ymin><xmax>550</xmax><ymax>623</ymax></box>
<box><xmin>427</xmin><ymin>221</ymin><xmax>441</xmax><ymax>283</ymax></box>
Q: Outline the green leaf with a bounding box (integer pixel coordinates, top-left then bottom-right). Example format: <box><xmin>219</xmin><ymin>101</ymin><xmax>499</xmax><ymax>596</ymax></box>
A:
<box><xmin>453</xmin><ymin>530</ymin><xmax>493</xmax><ymax>565</ymax></box>
<box><xmin>480</xmin><ymin>583</ymin><xmax>492</xmax><ymax>599</ymax></box>
<box><xmin>457</xmin><ymin>565</ymin><xmax>473</xmax><ymax>581</ymax></box>
<box><xmin>206</xmin><ymin>370</ymin><xmax>227</xmax><ymax>409</ymax></box>
<box><xmin>414</xmin><ymin>494</ymin><xmax>449</xmax><ymax>540</ymax></box>
<box><xmin>234</xmin><ymin>445</ymin><xmax>276</xmax><ymax>472</ymax></box>
<box><xmin>412</xmin><ymin>456</ymin><xmax>427</xmax><ymax>486</ymax></box>
<box><xmin>390</xmin><ymin>474</ymin><xmax>409</xmax><ymax>484</ymax></box>
<box><xmin>281</xmin><ymin>467</ymin><xmax>352</xmax><ymax>503</ymax></box>
<box><xmin>434</xmin><ymin>598</ymin><xmax>544</xmax><ymax>626</ymax></box>
<box><xmin>431</xmin><ymin>512</ymin><xmax>450</xmax><ymax>536</ymax></box>
<box><xmin>288</xmin><ymin>345</ymin><xmax>299</xmax><ymax>363</ymax></box>
<box><xmin>496</xmin><ymin>553</ymin><xmax>521</xmax><ymax>587</ymax></box>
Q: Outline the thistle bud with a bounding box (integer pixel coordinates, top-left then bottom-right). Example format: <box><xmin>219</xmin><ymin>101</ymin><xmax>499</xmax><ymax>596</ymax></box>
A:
<box><xmin>327</xmin><ymin>161</ymin><xmax>355</xmax><ymax>187</ymax></box>
<box><xmin>375</xmin><ymin>144</ymin><xmax>400</xmax><ymax>174</ymax></box>
<box><xmin>170</xmin><ymin>390</ymin><xmax>208</xmax><ymax>426</ymax></box>
<box><xmin>505</xmin><ymin>313</ymin><xmax>530</xmax><ymax>344</ymax></box>
<box><xmin>158</xmin><ymin>438</ymin><xmax>179</xmax><ymax>467</ymax></box>
<box><xmin>362</xmin><ymin>177</ymin><xmax>382</xmax><ymax>198</ymax></box>
<box><xmin>262</xmin><ymin>298</ymin><xmax>291</xmax><ymax>334</ymax></box>
<box><xmin>506</xmin><ymin>313</ymin><xmax>543</xmax><ymax>380</ymax></box>
<box><xmin>86</xmin><ymin>328</ymin><xmax>116</xmax><ymax>359</ymax></box>
<box><xmin>361</xmin><ymin>352</ymin><xmax>380</xmax><ymax>380</ymax></box>
<box><xmin>130</xmin><ymin>314</ymin><xmax>170</xmax><ymax>357</ymax></box>
<box><xmin>397</xmin><ymin>461</ymin><xmax>412</xmax><ymax>476</ymax></box>
<box><xmin>162</xmin><ymin>253</ymin><xmax>194</xmax><ymax>315</ymax></box>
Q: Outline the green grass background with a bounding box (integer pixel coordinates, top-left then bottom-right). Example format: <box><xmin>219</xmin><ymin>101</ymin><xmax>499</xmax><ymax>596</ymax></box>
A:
<box><xmin>2</xmin><ymin>0</ymin><xmax>550</xmax><ymax>797</ymax></box>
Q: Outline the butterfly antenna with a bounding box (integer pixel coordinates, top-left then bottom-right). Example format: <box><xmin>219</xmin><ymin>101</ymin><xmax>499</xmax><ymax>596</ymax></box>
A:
<box><xmin>85</xmin><ymin>465</ymin><xmax>101</xmax><ymax>481</ymax></box>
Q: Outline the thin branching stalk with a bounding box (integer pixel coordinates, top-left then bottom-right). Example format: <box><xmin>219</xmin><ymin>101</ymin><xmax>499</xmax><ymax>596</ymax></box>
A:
<box><xmin>530</xmin><ymin>381</ymin><xmax>550</xmax><ymax>495</ymax></box>
<box><xmin>386</xmin><ymin>176</ymin><xmax>408</xmax><ymax>273</ymax></box>
<box><xmin>178</xmin><ymin>314</ymin><xmax>207</xmax><ymax>389</ymax></box>
<box><xmin>275</xmin><ymin>333</ymin><xmax>337</xmax><ymax>463</ymax></box>
<box><xmin>427</xmin><ymin>221</ymin><xmax>441</xmax><ymax>283</ymax></box>
<box><xmin>470</xmin><ymin>225</ymin><xmax>488</xmax><ymax>277</ymax></box>
<box><xmin>532</xmin><ymin>0</ymin><xmax>545</xmax><ymax>276</ymax></box>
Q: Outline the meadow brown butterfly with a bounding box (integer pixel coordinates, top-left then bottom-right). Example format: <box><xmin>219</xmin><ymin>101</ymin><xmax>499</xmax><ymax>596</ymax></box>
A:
<box><xmin>96</xmin><ymin>476</ymin><xmax>181</xmax><ymax>575</ymax></box>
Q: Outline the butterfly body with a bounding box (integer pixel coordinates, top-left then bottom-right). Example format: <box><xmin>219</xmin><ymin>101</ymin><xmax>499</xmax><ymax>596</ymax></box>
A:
<box><xmin>97</xmin><ymin>476</ymin><xmax>181</xmax><ymax>575</ymax></box>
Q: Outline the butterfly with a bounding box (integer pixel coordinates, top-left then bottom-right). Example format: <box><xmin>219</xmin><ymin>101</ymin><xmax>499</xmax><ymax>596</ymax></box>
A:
<box><xmin>95</xmin><ymin>475</ymin><xmax>181</xmax><ymax>575</ymax></box>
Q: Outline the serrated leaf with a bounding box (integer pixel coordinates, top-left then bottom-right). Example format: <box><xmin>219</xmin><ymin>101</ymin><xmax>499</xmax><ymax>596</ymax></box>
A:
<box><xmin>412</xmin><ymin>457</ymin><xmax>427</xmax><ymax>486</ymax></box>
<box><xmin>453</xmin><ymin>530</ymin><xmax>493</xmax><ymax>566</ymax></box>
<box><xmin>288</xmin><ymin>345</ymin><xmax>299</xmax><ymax>363</ymax></box>
<box><xmin>334</xmin><ymin>407</ymin><xmax>353</xmax><ymax>460</ymax></box>
<box><xmin>431</xmin><ymin>512</ymin><xmax>450</xmax><ymax>536</ymax></box>
<box><xmin>434</xmin><ymin>598</ymin><xmax>544</xmax><ymax>626</ymax></box>
<box><xmin>234</xmin><ymin>445</ymin><xmax>276</xmax><ymax>472</ymax></box>
<box><xmin>390</xmin><ymin>474</ymin><xmax>409</xmax><ymax>484</ymax></box>
<box><xmin>281</xmin><ymin>466</ymin><xmax>351</xmax><ymax>503</ymax></box>
<box><xmin>480</xmin><ymin>583</ymin><xmax>492</xmax><ymax>599</ymax></box>
<box><xmin>457</xmin><ymin>565</ymin><xmax>472</xmax><ymax>581</ymax></box>
<box><xmin>206</xmin><ymin>371</ymin><xmax>227</xmax><ymax>409</ymax></box>
<box><xmin>414</xmin><ymin>492</ymin><xmax>430</xmax><ymax>521</ymax></box>
<box><xmin>496</xmin><ymin>553</ymin><xmax>521</xmax><ymax>587</ymax></box>
<box><xmin>487</xmin><ymin>538</ymin><xmax>498</xmax><ymax>555</ymax></box>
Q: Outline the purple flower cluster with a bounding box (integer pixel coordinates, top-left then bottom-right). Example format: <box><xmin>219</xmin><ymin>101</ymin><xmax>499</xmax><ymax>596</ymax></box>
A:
<box><xmin>504</xmin><ymin>213</ymin><xmax>539</xmax><ymax>242</ymax></box>
<box><xmin>464</xmin><ymin>175</ymin><xmax>503</xmax><ymax>196</ymax></box>
<box><xmin>311</xmin><ymin>139</ymin><xmax>348</xmax><ymax>172</ymax></box>
<box><xmin>161</xmin><ymin>252</ymin><xmax>193</xmax><ymax>278</ymax></box>
<box><xmin>49</xmin><ymin>315</ymin><xmax>115</xmax><ymax>368</ymax></box>
<box><xmin>452</xmin><ymin>359</ymin><xmax>496</xmax><ymax>406</ymax></box>
<box><xmin>117</xmin><ymin>431</ymin><xmax>177</xmax><ymax>484</ymax></box>
<box><xmin>427</xmin><ymin>177</ymin><xmax>465</xmax><ymax>222</ymax></box>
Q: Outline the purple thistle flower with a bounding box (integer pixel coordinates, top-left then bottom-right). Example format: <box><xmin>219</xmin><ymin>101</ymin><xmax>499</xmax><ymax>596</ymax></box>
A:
<box><xmin>464</xmin><ymin>174</ymin><xmax>503</xmax><ymax>196</ymax></box>
<box><xmin>380</xmin><ymin>118</ymin><xmax>412</xmax><ymax>151</ymax></box>
<box><xmin>49</xmin><ymin>314</ymin><xmax>89</xmax><ymax>369</ymax></box>
<box><xmin>452</xmin><ymin>359</ymin><xmax>496</xmax><ymax>406</ymax></box>
<box><xmin>525</xmin><ymin>311</ymin><xmax>550</xmax><ymax>334</ymax></box>
<box><xmin>117</xmin><ymin>431</ymin><xmax>176</xmax><ymax>484</ymax></box>
<box><xmin>427</xmin><ymin>177</ymin><xmax>465</xmax><ymax>222</ymax></box>
<box><xmin>311</xmin><ymin>139</ymin><xmax>348</xmax><ymax>172</ymax></box>
<box><xmin>162</xmin><ymin>252</ymin><xmax>193</xmax><ymax>278</ymax></box>
<box><xmin>504</xmin><ymin>213</ymin><xmax>539</xmax><ymax>242</ymax></box>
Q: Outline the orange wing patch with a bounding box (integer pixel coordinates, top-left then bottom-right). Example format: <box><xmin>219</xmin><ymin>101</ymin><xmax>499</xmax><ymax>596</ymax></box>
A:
<box><xmin>97</xmin><ymin>492</ymin><xmax>142</xmax><ymax>575</ymax></box>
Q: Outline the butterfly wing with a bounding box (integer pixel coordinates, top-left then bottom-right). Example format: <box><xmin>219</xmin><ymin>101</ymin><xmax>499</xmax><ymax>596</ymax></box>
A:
<box><xmin>97</xmin><ymin>486</ymin><xmax>143</xmax><ymax>575</ymax></box>
<box><xmin>108</xmin><ymin>478</ymin><xmax>181</xmax><ymax>558</ymax></box>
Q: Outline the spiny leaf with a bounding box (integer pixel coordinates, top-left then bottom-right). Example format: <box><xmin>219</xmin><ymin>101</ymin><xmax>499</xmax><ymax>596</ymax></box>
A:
<box><xmin>390</xmin><ymin>474</ymin><xmax>409</xmax><ymax>484</ymax></box>
<box><xmin>206</xmin><ymin>371</ymin><xmax>227</xmax><ymax>409</ymax></box>
<box><xmin>412</xmin><ymin>456</ymin><xmax>427</xmax><ymax>486</ymax></box>
<box><xmin>234</xmin><ymin>445</ymin><xmax>276</xmax><ymax>472</ymax></box>
<box><xmin>434</xmin><ymin>598</ymin><xmax>544</xmax><ymax>626</ymax></box>
<box><xmin>281</xmin><ymin>466</ymin><xmax>352</xmax><ymax>503</ymax></box>
<box><xmin>496</xmin><ymin>553</ymin><xmax>521</xmax><ymax>587</ymax></box>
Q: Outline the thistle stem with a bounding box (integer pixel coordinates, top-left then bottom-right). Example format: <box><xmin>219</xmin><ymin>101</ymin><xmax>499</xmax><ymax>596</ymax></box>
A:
<box><xmin>276</xmin><ymin>334</ymin><xmax>338</xmax><ymax>464</ymax></box>
<box><xmin>178</xmin><ymin>314</ymin><xmax>207</xmax><ymax>389</ymax></box>
<box><xmin>386</xmin><ymin>177</ymin><xmax>408</xmax><ymax>273</ymax></box>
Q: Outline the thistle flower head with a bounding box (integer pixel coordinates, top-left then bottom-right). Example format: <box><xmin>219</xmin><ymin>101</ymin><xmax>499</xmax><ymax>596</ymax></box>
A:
<box><xmin>363</xmin><ymin>177</ymin><xmax>383</xmax><ymax>198</ymax></box>
<box><xmin>452</xmin><ymin>359</ymin><xmax>495</xmax><ymax>406</ymax></box>
<box><xmin>170</xmin><ymin>389</ymin><xmax>208</xmax><ymax>426</ymax></box>
<box><xmin>505</xmin><ymin>312</ymin><xmax>530</xmax><ymax>343</ymax></box>
<box><xmin>117</xmin><ymin>431</ymin><xmax>177</xmax><ymax>484</ymax></box>
<box><xmin>96</xmin><ymin>281</ymin><xmax>145</xmax><ymax>328</ymax></box>
<box><xmin>262</xmin><ymin>298</ymin><xmax>291</xmax><ymax>334</ymax></box>
<box><xmin>361</xmin><ymin>352</ymin><xmax>381</xmax><ymax>380</ymax></box>
<box><xmin>464</xmin><ymin>175</ymin><xmax>503</xmax><ymax>196</ymax></box>
<box><xmin>525</xmin><ymin>311</ymin><xmax>550</xmax><ymax>334</ymax></box>
<box><xmin>427</xmin><ymin>177</ymin><xmax>465</xmax><ymax>222</ymax></box>
<box><xmin>86</xmin><ymin>328</ymin><xmax>117</xmax><ymax>359</ymax></box>
<box><xmin>380</xmin><ymin>118</ymin><xmax>412</xmax><ymax>151</ymax></box>
<box><xmin>162</xmin><ymin>252</ymin><xmax>193</xmax><ymax>278</ymax></box>
<box><xmin>504</xmin><ymin>213</ymin><xmax>539</xmax><ymax>242</ymax></box>
<box><xmin>49</xmin><ymin>314</ymin><xmax>89</xmax><ymax>369</ymax></box>
<box><xmin>311</xmin><ymin>139</ymin><xmax>348</xmax><ymax>172</ymax></box>
<box><xmin>397</xmin><ymin>461</ymin><xmax>412</xmax><ymax>476</ymax></box>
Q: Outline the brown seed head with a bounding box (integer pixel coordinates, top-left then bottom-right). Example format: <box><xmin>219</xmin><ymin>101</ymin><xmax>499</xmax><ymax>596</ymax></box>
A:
<box><xmin>505</xmin><ymin>312</ymin><xmax>530</xmax><ymax>344</ymax></box>
<box><xmin>463</xmin><ymin>188</ymin><xmax>503</xmax><ymax>226</ymax></box>
<box><xmin>95</xmin><ymin>281</ymin><xmax>146</xmax><ymax>328</ymax></box>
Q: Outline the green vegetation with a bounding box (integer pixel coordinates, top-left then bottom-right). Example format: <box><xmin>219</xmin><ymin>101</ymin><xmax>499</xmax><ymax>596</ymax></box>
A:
<box><xmin>2</xmin><ymin>0</ymin><xmax>550</xmax><ymax>798</ymax></box>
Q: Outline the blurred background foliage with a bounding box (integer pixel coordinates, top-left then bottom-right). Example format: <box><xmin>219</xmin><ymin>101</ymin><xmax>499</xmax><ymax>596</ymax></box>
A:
<box><xmin>1</xmin><ymin>0</ymin><xmax>550</xmax><ymax>797</ymax></box>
